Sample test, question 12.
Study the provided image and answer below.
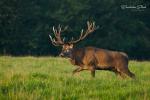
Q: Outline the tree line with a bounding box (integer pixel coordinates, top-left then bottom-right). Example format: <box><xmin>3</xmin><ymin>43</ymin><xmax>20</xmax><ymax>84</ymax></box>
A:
<box><xmin>0</xmin><ymin>0</ymin><xmax>150</xmax><ymax>59</ymax></box>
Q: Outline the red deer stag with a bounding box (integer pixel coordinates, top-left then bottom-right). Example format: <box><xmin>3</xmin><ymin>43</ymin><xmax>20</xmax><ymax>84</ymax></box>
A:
<box><xmin>49</xmin><ymin>21</ymin><xmax>135</xmax><ymax>79</ymax></box>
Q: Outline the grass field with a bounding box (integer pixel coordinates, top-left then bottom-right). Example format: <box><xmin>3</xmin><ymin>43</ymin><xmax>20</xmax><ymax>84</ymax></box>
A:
<box><xmin>0</xmin><ymin>56</ymin><xmax>150</xmax><ymax>100</ymax></box>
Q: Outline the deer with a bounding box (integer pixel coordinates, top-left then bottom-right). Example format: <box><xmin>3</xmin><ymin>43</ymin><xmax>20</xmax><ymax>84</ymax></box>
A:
<box><xmin>49</xmin><ymin>21</ymin><xmax>135</xmax><ymax>79</ymax></box>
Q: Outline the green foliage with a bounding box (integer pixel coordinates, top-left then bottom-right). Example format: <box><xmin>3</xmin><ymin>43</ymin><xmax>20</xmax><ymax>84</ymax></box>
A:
<box><xmin>0</xmin><ymin>0</ymin><xmax>150</xmax><ymax>59</ymax></box>
<box><xmin>0</xmin><ymin>56</ymin><xmax>150</xmax><ymax>99</ymax></box>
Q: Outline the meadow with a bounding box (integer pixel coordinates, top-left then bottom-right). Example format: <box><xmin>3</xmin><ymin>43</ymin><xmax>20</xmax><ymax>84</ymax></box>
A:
<box><xmin>0</xmin><ymin>56</ymin><xmax>150</xmax><ymax>100</ymax></box>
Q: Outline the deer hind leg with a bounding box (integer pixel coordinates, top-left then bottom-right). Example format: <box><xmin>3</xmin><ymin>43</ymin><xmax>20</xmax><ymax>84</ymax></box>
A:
<box><xmin>124</xmin><ymin>69</ymin><xmax>135</xmax><ymax>79</ymax></box>
<box><xmin>112</xmin><ymin>68</ymin><xmax>125</xmax><ymax>79</ymax></box>
<box><xmin>118</xmin><ymin>66</ymin><xmax>135</xmax><ymax>79</ymax></box>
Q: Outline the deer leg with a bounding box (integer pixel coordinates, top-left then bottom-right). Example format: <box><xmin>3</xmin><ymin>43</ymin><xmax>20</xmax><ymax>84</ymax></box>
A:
<box><xmin>112</xmin><ymin>68</ymin><xmax>125</xmax><ymax>79</ymax></box>
<box><xmin>91</xmin><ymin>70</ymin><xmax>95</xmax><ymax>78</ymax></box>
<box><xmin>120</xmin><ymin>68</ymin><xmax>135</xmax><ymax>79</ymax></box>
<box><xmin>112</xmin><ymin>70</ymin><xmax>120</xmax><ymax>76</ymax></box>
<box><xmin>89</xmin><ymin>66</ymin><xmax>95</xmax><ymax>78</ymax></box>
<box><xmin>116</xmin><ymin>67</ymin><xmax>135</xmax><ymax>79</ymax></box>
<box><xmin>118</xmin><ymin>72</ymin><xmax>127</xmax><ymax>79</ymax></box>
<box><xmin>72</xmin><ymin>67</ymin><xmax>83</xmax><ymax>75</ymax></box>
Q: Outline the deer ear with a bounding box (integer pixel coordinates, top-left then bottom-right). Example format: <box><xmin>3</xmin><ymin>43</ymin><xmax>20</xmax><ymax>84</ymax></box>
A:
<box><xmin>69</xmin><ymin>44</ymin><xmax>73</xmax><ymax>48</ymax></box>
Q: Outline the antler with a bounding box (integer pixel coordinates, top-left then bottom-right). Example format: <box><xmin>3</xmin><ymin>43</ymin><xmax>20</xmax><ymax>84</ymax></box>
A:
<box><xmin>69</xmin><ymin>21</ymin><xmax>99</xmax><ymax>44</ymax></box>
<box><xmin>49</xmin><ymin>25</ymin><xmax>68</xmax><ymax>46</ymax></box>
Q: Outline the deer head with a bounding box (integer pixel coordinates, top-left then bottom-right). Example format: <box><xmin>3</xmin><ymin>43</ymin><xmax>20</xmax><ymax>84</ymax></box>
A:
<box><xmin>49</xmin><ymin>21</ymin><xmax>99</xmax><ymax>57</ymax></box>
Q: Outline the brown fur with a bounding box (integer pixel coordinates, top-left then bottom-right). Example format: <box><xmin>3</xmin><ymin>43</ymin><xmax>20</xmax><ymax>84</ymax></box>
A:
<box><xmin>68</xmin><ymin>46</ymin><xmax>135</xmax><ymax>79</ymax></box>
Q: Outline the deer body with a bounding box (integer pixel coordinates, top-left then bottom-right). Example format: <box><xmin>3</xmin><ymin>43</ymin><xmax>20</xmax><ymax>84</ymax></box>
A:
<box><xmin>49</xmin><ymin>21</ymin><xmax>135</xmax><ymax>79</ymax></box>
<box><xmin>68</xmin><ymin>46</ymin><xmax>135</xmax><ymax>78</ymax></box>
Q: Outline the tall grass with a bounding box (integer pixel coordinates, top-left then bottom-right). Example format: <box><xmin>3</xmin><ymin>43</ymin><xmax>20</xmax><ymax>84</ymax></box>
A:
<box><xmin>0</xmin><ymin>56</ymin><xmax>150</xmax><ymax>100</ymax></box>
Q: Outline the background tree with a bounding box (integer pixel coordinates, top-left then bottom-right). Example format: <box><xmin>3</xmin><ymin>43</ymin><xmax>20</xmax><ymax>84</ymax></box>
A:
<box><xmin>0</xmin><ymin>0</ymin><xmax>150</xmax><ymax>59</ymax></box>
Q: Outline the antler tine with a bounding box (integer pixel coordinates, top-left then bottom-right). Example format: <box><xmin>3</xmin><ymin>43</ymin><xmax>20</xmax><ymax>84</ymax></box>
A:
<box><xmin>49</xmin><ymin>34</ymin><xmax>53</xmax><ymax>42</ymax></box>
<box><xmin>69</xmin><ymin>21</ymin><xmax>98</xmax><ymax>44</ymax></box>
<box><xmin>69</xmin><ymin>29</ymin><xmax>84</xmax><ymax>44</ymax></box>
<box><xmin>79</xmin><ymin>29</ymin><xmax>84</xmax><ymax>39</ymax></box>
<box><xmin>63</xmin><ymin>37</ymin><xmax>65</xmax><ymax>42</ymax></box>
<box><xmin>49</xmin><ymin>35</ymin><xmax>59</xmax><ymax>46</ymax></box>
<box><xmin>49</xmin><ymin>25</ymin><xmax>67</xmax><ymax>46</ymax></box>
<box><xmin>53</xmin><ymin>26</ymin><xmax>57</xmax><ymax>38</ymax></box>
<box><xmin>58</xmin><ymin>24</ymin><xmax>61</xmax><ymax>34</ymax></box>
<box><xmin>61</xmin><ymin>25</ymin><xmax>68</xmax><ymax>33</ymax></box>
<box><xmin>87</xmin><ymin>21</ymin><xmax>91</xmax><ymax>30</ymax></box>
<box><xmin>92</xmin><ymin>21</ymin><xmax>99</xmax><ymax>30</ymax></box>
<box><xmin>79</xmin><ymin>21</ymin><xmax>96</xmax><ymax>40</ymax></box>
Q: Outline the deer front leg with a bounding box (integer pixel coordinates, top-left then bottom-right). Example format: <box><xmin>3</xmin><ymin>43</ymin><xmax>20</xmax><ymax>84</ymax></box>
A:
<box><xmin>91</xmin><ymin>70</ymin><xmax>95</xmax><ymax>77</ymax></box>
<box><xmin>72</xmin><ymin>67</ymin><xmax>83</xmax><ymax>75</ymax></box>
<box><xmin>89</xmin><ymin>66</ymin><xmax>95</xmax><ymax>78</ymax></box>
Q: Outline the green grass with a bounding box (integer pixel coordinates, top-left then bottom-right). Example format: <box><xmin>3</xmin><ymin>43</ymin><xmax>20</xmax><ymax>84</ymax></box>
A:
<box><xmin>0</xmin><ymin>56</ymin><xmax>150</xmax><ymax>100</ymax></box>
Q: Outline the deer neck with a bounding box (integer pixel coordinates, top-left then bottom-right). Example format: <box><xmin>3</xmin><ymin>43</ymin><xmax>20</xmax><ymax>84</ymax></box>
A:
<box><xmin>70</xmin><ymin>47</ymin><xmax>79</xmax><ymax>59</ymax></box>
